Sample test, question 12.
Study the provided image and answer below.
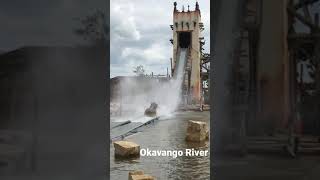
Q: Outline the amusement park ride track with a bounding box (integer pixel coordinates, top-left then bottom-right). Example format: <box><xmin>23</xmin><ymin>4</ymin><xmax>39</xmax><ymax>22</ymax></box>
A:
<box><xmin>110</xmin><ymin>116</ymin><xmax>160</xmax><ymax>142</ymax></box>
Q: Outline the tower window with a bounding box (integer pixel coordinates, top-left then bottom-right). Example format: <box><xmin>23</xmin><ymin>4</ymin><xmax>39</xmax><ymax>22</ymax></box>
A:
<box><xmin>178</xmin><ymin>32</ymin><xmax>191</xmax><ymax>48</ymax></box>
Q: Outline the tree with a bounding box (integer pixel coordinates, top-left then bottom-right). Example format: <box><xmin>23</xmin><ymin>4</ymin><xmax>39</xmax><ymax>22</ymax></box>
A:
<box><xmin>73</xmin><ymin>10</ymin><xmax>108</xmax><ymax>44</ymax></box>
<box><xmin>133</xmin><ymin>65</ymin><xmax>145</xmax><ymax>76</ymax></box>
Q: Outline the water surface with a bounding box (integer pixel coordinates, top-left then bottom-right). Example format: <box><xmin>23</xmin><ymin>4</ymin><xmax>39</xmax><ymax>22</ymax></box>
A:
<box><xmin>110</xmin><ymin>111</ymin><xmax>210</xmax><ymax>180</ymax></box>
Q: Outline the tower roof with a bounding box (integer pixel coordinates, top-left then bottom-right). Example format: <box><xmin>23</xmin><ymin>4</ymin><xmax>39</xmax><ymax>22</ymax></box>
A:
<box><xmin>173</xmin><ymin>1</ymin><xmax>201</xmax><ymax>14</ymax></box>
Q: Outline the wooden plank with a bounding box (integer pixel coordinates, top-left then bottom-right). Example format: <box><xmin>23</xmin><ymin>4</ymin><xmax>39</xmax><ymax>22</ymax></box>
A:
<box><xmin>294</xmin><ymin>0</ymin><xmax>319</xmax><ymax>9</ymax></box>
<box><xmin>287</xmin><ymin>6</ymin><xmax>320</xmax><ymax>31</ymax></box>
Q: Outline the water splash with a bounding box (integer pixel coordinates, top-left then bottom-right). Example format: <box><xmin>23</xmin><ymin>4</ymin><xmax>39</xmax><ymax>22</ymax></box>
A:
<box><xmin>116</xmin><ymin>48</ymin><xmax>188</xmax><ymax>121</ymax></box>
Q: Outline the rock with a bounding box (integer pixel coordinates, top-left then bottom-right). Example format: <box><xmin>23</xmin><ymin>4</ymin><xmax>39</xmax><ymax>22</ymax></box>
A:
<box><xmin>130</xmin><ymin>175</ymin><xmax>155</xmax><ymax>180</ymax></box>
<box><xmin>128</xmin><ymin>171</ymin><xmax>155</xmax><ymax>180</ymax></box>
<box><xmin>144</xmin><ymin>102</ymin><xmax>158</xmax><ymax>117</ymax></box>
<box><xmin>185</xmin><ymin>120</ymin><xmax>209</xmax><ymax>142</ymax></box>
<box><xmin>113</xmin><ymin>141</ymin><xmax>140</xmax><ymax>158</ymax></box>
<box><xmin>129</xmin><ymin>171</ymin><xmax>144</xmax><ymax>176</ymax></box>
<box><xmin>206</xmin><ymin>129</ymin><xmax>209</xmax><ymax>140</ymax></box>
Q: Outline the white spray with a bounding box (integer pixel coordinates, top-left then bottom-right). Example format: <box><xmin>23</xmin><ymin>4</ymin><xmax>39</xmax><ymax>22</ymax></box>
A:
<box><xmin>116</xmin><ymin>48</ymin><xmax>188</xmax><ymax>121</ymax></box>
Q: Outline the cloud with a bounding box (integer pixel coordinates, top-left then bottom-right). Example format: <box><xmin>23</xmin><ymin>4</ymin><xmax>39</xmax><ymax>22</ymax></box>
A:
<box><xmin>121</xmin><ymin>42</ymin><xmax>169</xmax><ymax>65</ymax></box>
<box><xmin>111</xmin><ymin>39</ymin><xmax>171</xmax><ymax>77</ymax></box>
<box><xmin>110</xmin><ymin>0</ymin><xmax>210</xmax><ymax>78</ymax></box>
<box><xmin>110</xmin><ymin>1</ymin><xmax>141</xmax><ymax>41</ymax></box>
<box><xmin>110</xmin><ymin>63</ymin><xmax>135</xmax><ymax>77</ymax></box>
<box><xmin>0</xmin><ymin>0</ymin><xmax>108</xmax><ymax>51</ymax></box>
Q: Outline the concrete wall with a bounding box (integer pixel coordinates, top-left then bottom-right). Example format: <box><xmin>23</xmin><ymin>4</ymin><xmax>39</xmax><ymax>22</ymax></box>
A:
<box><xmin>173</xmin><ymin>8</ymin><xmax>201</xmax><ymax>103</ymax></box>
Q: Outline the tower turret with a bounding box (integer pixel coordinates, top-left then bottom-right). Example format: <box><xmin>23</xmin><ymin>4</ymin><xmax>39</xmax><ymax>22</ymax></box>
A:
<box><xmin>195</xmin><ymin>1</ymin><xmax>200</xmax><ymax>11</ymax></box>
<box><xmin>174</xmin><ymin>2</ymin><xmax>177</xmax><ymax>12</ymax></box>
<box><xmin>171</xmin><ymin>2</ymin><xmax>203</xmax><ymax>104</ymax></box>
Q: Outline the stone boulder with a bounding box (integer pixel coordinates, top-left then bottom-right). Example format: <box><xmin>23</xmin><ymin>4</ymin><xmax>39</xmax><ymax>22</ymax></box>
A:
<box><xmin>144</xmin><ymin>102</ymin><xmax>158</xmax><ymax>117</ymax></box>
<box><xmin>129</xmin><ymin>171</ymin><xmax>144</xmax><ymax>176</ymax></box>
<box><xmin>113</xmin><ymin>141</ymin><xmax>140</xmax><ymax>158</ymax></box>
<box><xmin>128</xmin><ymin>171</ymin><xmax>155</xmax><ymax>180</ymax></box>
<box><xmin>185</xmin><ymin>120</ymin><xmax>209</xmax><ymax>142</ymax></box>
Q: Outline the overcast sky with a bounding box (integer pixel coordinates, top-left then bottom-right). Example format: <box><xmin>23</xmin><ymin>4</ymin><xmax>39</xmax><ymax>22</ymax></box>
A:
<box><xmin>0</xmin><ymin>0</ymin><xmax>107</xmax><ymax>51</ymax></box>
<box><xmin>110</xmin><ymin>0</ymin><xmax>210</xmax><ymax>78</ymax></box>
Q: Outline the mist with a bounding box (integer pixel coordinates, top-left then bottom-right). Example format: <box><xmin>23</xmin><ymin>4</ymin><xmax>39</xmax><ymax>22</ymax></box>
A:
<box><xmin>114</xmin><ymin>48</ymin><xmax>188</xmax><ymax>121</ymax></box>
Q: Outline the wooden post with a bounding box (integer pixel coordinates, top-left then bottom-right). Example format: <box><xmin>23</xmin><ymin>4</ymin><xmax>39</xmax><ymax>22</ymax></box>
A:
<box><xmin>170</xmin><ymin>58</ymin><xmax>173</xmax><ymax>77</ymax></box>
<box><xmin>315</xmin><ymin>13</ymin><xmax>319</xmax><ymax>27</ymax></box>
<box><xmin>120</xmin><ymin>82</ymin><xmax>122</xmax><ymax>116</ymax></box>
<box><xmin>300</xmin><ymin>63</ymin><xmax>303</xmax><ymax>88</ymax></box>
<box><xmin>31</xmin><ymin>64</ymin><xmax>39</xmax><ymax>172</ymax></box>
<box><xmin>211</xmin><ymin>0</ymin><xmax>245</xmax><ymax>153</ymax></box>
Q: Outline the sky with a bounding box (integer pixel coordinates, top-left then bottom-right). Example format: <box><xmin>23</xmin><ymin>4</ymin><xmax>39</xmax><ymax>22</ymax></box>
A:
<box><xmin>0</xmin><ymin>0</ymin><xmax>107</xmax><ymax>51</ymax></box>
<box><xmin>110</xmin><ymin>0</ymin><xmax>210</xmax><ymax>78</ymax></box>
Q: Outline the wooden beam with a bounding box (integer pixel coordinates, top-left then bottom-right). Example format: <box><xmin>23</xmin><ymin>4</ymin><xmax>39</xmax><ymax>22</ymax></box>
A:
<box><xmin>315</xmin><ymin>13</ymin><xmax>319</xmax><ymax>27</ymax></box>
<box><xmin>294</xmin><ymin>0</ymin><xmax>319</xmax><ymax>10</ymax></box>
<box><xmin>288</xmin><ymin>33</ymin><xmax>320</xmax><ymax>39</ymax></box>
<box><xmin>287</xmin><ymin>6</ymin><xmax>320</xmax><ymax>31</ymax></box>
<box><xmin>202</xmin><ymin>65</ymin><xmax>209</xmax><ymax>71</ymax></box>
<box><xmin>302</xmin><ymin>4</ymin><xmax>312</xmax><ymax>22</ymax></box>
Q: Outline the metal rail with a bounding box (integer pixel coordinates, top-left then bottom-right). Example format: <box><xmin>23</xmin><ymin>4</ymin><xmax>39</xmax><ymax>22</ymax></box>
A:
<box><xmin>110</xmin><ymin>116</ymin><xmax>160</xmax><ymax>142</ymax></box>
